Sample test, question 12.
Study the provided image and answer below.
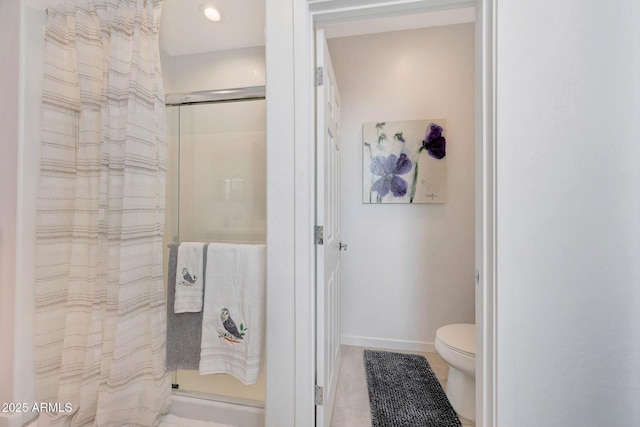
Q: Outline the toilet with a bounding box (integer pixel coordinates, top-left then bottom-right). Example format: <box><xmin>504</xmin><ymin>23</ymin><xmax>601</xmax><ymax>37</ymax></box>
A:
<box><xmin>435</xmin><ymin>323</ymin><xmax>476</xmax><ymax>422</ymax></box>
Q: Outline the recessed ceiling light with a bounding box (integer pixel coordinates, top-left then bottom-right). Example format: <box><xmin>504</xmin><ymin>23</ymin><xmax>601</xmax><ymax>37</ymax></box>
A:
<box><xmin>200</xmin><ymin>4</ymin><xmax>223</xmax><ymax>22</ymax></box>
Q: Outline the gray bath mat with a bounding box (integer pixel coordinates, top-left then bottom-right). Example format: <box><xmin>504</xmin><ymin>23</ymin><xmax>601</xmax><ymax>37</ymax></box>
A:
<box><xmin>363</xmin><ymin>350</ymin><xmax>462</xmax><ymax>427</ymax></box>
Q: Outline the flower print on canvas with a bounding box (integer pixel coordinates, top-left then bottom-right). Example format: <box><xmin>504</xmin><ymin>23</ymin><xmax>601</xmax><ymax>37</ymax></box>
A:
<box><xmin>370</xmin><ymin>153</ymin><xmax>413</xmax><ymax>199</ymax></box>
<box><xmin>362</xmin><ymin>120</ymin><xmax>447</xmax><ymax>204</ymax></box>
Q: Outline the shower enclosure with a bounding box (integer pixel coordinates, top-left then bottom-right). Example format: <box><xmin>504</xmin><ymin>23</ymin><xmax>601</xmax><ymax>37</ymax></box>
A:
<box><xmin>163</xmin><ymin>87</ymin><xmax>266</xmax><ymax>421</ymax></box>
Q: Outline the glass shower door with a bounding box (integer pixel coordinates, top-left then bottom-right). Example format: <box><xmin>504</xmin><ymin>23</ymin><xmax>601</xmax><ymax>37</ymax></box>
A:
<box><xmin>164</xmin><ymin>98</ymin><xmax>266</xmax><ymax>402</ymax></box>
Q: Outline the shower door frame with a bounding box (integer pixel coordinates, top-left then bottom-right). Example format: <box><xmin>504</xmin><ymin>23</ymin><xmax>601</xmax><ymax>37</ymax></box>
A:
<box><xmin>165</xmin><ymin>86</ymin><xmax>266</xmax><ymax>107</ymax></box>
<box><xmin>164</xmin><ymin>85</ymin><xmax>267</xmax><ymax>406</ymax></box>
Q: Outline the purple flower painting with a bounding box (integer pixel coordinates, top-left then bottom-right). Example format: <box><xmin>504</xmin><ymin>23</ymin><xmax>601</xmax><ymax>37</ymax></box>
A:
<box><xmin>363</xmin><ymin>120</ymin><xmax>447</xmax><ymax>204</ymax></box>
<box><xmin>370</xmin><ymin>153</ymin><xmax>412</xmax><ymax>197</ymax></box>
<box><xmin>422</xmin><ymin>123</ymin><xmax>446</xmax><ymax>159</ymax></box>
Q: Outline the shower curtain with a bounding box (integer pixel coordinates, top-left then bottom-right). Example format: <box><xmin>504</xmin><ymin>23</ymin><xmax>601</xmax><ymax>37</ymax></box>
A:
<box><xmin>34</xmin><ymin>1</ymin><xmax>170</xmax><ymax>425</ymax></box>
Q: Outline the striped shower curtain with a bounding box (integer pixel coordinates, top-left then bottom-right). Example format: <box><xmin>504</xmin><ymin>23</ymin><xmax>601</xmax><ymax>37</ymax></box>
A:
<box><xmin>34</xmin><ymin>1</ymin><xmax>170</xmax><ymax>425</ymax></box>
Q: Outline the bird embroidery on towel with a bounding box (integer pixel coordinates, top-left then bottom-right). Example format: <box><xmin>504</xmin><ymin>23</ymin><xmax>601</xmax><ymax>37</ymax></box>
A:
<box><xmin>219</xmin><ymin>308</ymin><xmax>247</xmax><ymax>344</ymax></box>
<box><xmin>180</xmin><ymin>268</ymin><xmax>197</xmax><ymax>286</ymax></box>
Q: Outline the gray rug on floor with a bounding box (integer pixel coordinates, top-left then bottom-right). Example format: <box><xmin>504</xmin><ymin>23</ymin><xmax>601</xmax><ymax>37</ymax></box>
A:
<box><xmin>364</xmin><ymin>350</ymin><xmax>462</xmax><ymax>427</ymax></box>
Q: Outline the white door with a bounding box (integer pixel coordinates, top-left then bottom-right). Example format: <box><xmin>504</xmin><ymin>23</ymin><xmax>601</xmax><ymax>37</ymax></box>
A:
<box><xmin>315</xmin><ymin>28</ymin><xmax>342</xmax><ymax>427</ymax></box>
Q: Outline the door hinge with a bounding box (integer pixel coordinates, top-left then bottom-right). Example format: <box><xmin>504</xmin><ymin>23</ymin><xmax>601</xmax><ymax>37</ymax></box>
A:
<box><xmin>314</xmin><ymin>67</ymin><xmax>324</xmax><ymax>87</ymax></box>
<box><xmin>314</xmin><ymin>385</ymin><xmax>324</xmax><ymax>406</ymax></box>
<box><xmin>475</xmin><ymin>268</ymin><xmax>480</xmax><ymax>285</ymax></box>
<box><xmin>314</xmin><ymin>225</ymin><xmax>324</xmax><ymax>245</ymax></box>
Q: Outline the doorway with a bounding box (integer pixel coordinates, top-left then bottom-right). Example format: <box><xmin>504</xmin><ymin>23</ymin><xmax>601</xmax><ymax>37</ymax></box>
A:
<box><xmin>318</xmin><ymin>15</ymin><xmax>475</xmax><ymax>425</ymax></box>
<box><xmin>263</xmin><ymin>1</ymin><xmax>496</xmax><ymax>426</ymax></box>
<box><xmin>316</xmin><ymin>10</ymin><xmax>476</xmax><ymax>427</ymax></box>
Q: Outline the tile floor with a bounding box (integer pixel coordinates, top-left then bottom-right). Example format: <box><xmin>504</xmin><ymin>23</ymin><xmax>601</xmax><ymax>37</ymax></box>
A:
<box><xmin>330</xmin><ymin>345</ymin><xmax>475</xmax><ymax>427</ymax></box>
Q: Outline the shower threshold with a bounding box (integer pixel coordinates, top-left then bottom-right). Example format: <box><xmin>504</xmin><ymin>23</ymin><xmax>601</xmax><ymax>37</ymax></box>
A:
<box><xmin>169</xmin><ymin>390</ymin><xmax>264</xmax><ymax>427</ymax></box>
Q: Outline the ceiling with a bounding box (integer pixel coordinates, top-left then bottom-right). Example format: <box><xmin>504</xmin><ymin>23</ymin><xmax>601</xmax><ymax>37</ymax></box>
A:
<box><xmin>160</xmin><ymin>0</ymin><xmax>265</xmax><ymax>57</ymax></box>
<box><xmin>159</xmin><ymin>1</ymin><xmax>474</xmax><ymax>57</ymax></box>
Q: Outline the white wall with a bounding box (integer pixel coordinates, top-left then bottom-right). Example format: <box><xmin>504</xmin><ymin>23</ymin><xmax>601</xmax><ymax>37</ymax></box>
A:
<box><xmin>495</xmin><ymin>1</ymin><xmax>640</xmax><ymax>425</ymax></box>
<box><xmin>0</xmin><ymin>1</ymin><xmax>45</xmax><ymax>426</ymax></box>
<box><xmin>160</xmin><ymin>46</ymin><xmax>265</xmax><ymax>93</ymax></box>
<box><xmin>328</xmin><ymin>23</ymin><xmax>475</xmax><ymax>351</ymax></box>
<box><xmin>0</xmin><ymin>0</ymin><xmax>21</xmax><ymax>410</ymax></box>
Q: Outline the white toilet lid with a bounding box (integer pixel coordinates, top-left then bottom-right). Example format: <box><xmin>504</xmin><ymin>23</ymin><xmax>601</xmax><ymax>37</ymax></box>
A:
<box><xmin>436</xmin><ymin>323</ymin><xmax>476</xmax><ymax>356</ymax></box>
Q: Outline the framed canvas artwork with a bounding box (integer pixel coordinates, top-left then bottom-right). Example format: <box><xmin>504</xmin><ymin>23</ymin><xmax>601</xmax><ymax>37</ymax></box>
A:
<box><xmin>362</xmin><ymin>119</ymin><xmax>447</xmax><ymax>204</ymax></box>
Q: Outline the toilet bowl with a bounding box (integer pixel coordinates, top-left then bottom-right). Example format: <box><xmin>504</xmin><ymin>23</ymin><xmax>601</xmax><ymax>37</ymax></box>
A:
<box><xmin>435</xmin><ymin>323</ymin><xmax>476</xmax><ymax>422</ymax></box>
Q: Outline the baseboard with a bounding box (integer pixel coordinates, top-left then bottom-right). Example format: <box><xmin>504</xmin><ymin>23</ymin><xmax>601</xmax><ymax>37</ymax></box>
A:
<box><xmin>341</xmin><ymin>335</ymin><xmax>436</xmax><ymax>354</ymax></box>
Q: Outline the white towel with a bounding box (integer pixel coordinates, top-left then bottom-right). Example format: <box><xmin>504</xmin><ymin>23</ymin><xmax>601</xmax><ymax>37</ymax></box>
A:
<box><xmin>199</xmin><ymin>242</ymin><xmax>266</xmax><ymax>384</ymax></box>
<box><xmin>174</xmin><ymin>242</ymin><xmax>206</xmax><ymax>313</ymax></box>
